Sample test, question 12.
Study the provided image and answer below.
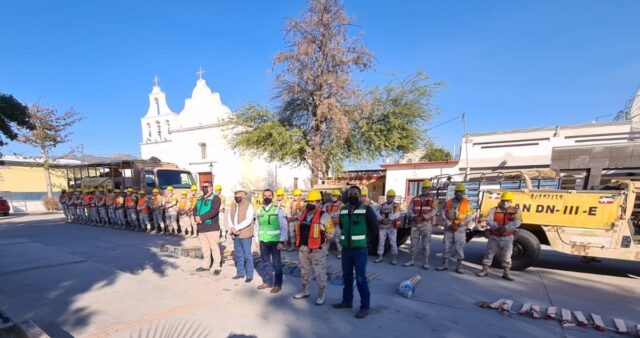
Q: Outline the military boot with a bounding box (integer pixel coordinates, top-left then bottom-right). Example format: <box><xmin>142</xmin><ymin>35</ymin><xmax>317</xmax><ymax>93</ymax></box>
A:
<box><xmin>477</xmin><ymin>265</ymin><xmax>489</xmax><ymax>277</ymax></box>
<box><xmin>422</xmin><ymin>256</ymin><xmax>430</xmax><ymax>270</ymax></box>
<box><xmin>436</xmin><ymin>260</ymin><xmax>449</xmax><ymax>271</ymax></box>
<box><xmin>294</xmin><ymin>285</ymin><xmax>310</xmax><ymax>299</ymax></box>
<box><xmin>455</xmin><ymin>259</ymin><xmax>464</xmax><ymax>274</ymax></box>
<box><xmin>374</xmin><ymin>255</ymin><xmax>383</xmax><ymax>263</ymax></box>
<box><xmin>315</xmin><ymin>288</ymin><xmax>325</xmax><ymax>306</ymax></box>
<box><xmin>502</xmin><ymin>268</ymin><xmax>514</xmax><ymax>281</ymax></box>
<box><xmin>391</xmin><ymin>255</ymin><xmax>397</xmax><ymax>265</ymax></box>
<box><xmin>403</xmin><ymin>257</ymin><xmax>415</xmax><ymax>267</ymax></box>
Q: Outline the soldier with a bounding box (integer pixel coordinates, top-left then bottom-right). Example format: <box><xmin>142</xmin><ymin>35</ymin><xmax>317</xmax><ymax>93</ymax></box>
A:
<box><xmin>114</xmin><ymin>189</ymin><xmax>126</xmax><ymax>229</ymax></box>
<box><xmin>81</xmin><ymin>189</ymin><xmax>91</xmax><ymax>224</ymax></box>
<box><xmin>437</xmin><ymin>184</ymin><xmax>473</xmax><ymax>274</ymax></box>
<box><xmin>96</xmin><ymin>188</ymin><xmax>107</xmax><ymax>226</ymax></box>
<box><xmin>189</xmin><ymin>185</ymin><xmax>199</xmax><ymax>238</ymax></box>
<box><xmin>66</xmin><ymin>189</ymin><xmax>76</xmax><ymax>222</ymax></box>
<box><xmin>59</xmin><ymin>189</ymin><xmax>70</xmax><ymax>222</ymax></box>
<box><xmin>323</xmin><ymin>189</ymin><xmax>343</xmax><ymax>259</ymax></box>
<box><xmin>214</xmin><ymin>184</ymin><xmax>227</xmax><ymax>240</ymax></box>
<box><xmin>293</xmin><ymin>189</ymin><xmax>333</xmax><ymax>305</ymax></box>
<box><xmin>178</xmin><ymin>190</ymin><xmax>192</xmax><ymax>236</ymax></box>
<box><xmin>72</xmin><ymin>190</ymin><xmax>82</xmax><ymax>223</ymax></box>
<box><xmin>404</xmin><ymin>181</ymin><xmax>439</xmax><ymax>269</ymax></box>
<box><xmin>137</xmin><ymin>190</ymin><xmax>152</xmax><ymax>232</ymax></box>
<box><xmin>124</xmin><ymin>188</ymin><xmax>139</xmax><ymax>231</ymax></box>
<box><xmin>106</xmin><ymin>188</ymin><xmax>116</xmax><ymax>227</ymax></box>
<box><xmin>286</xmin><ymin>189</ymin><xmax>304</xmax><ymax>251</ymax></box>
<box><xmin>374</xmin><ymin>190</ymin><xmax>401</xmax><ymax>265</ymax></box>
<box><xmin>477</xmin><ymin>192</ymin><xmax>521</xmax><ymax>281</ymax></box>
<box><xmin>164</xmin><ymin>186</ymin><xmax>179</xmax><ymax>235</ymax></box>
<box><xmin>151</xmin><ymin>188</ymin><xmax>165</xmax><ymax>234</ymax></box>
<box><xmin>275</xmin><ymin>188</ymin><xmax>287</xmax><ymax>209</ymax></box>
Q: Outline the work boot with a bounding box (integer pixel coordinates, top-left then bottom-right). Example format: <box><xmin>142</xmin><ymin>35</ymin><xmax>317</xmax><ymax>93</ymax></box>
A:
<box><xmin>436</xmin><ymin>260</ymin><xmax>449</xmax><ymax>271</ymax></box>
<box><xmin>293</xmin><ymin>286</ymin><xmax>310</xmax><ymax>299</ymax></box>
<box><xmin>337</xmin><ymin>251</ymin><xmax>342</xmax><ymax>259</ymax></box>
<box><xmin>502</xmin><ymin>268</ymin><xmax>514</xmax><ymax>281</ymax></box>
<box><xmin>455</xmin><ymin>259</ymin><xmax>464</xmax><ymax>274</ymax></box>
<box><xmin>403</xmin><ymin>257</ymin><xmax>414</xmax><ymax>267</ymax></box>
<box><xmin>315</xmin><ymin>289</ymin><xmax>325</xmax><ymax>305</ymax></box>
<box><xmin>422</xmin><ymin>256</ymin><xmax>430</xmax><ymax>270</ymax></box>
<box><xmin>356</xmin><ymin>309</ymin><xmax>369</xmax><ymax>319</ymax></box>
<box><xmin>391</xmin><ymin>255</ymin><xmax>397</xmax><ymax>265</ymax></box>
<box><xmin>374</xmin><ymin>255</ymin><xmax>383</xmax><ymax>263</ymax></box>
<box><xmin>477</xmin><ymin>265</ymin><xmax>489</xmax><ymax>277</ymax></box>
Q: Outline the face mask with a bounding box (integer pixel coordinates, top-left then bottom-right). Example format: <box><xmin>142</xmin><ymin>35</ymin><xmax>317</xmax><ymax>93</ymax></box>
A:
<box><xmin>501</xmin><ymin>201</ymin><xmax>511</xmax><ymax>208</ymax></box>
<box><xmin>348</xmin><ymin>196</ymin><xmax>359</xmax><ymax>205</ymax></box>
<box><xmin>421</xmin><ymin>189</ymin><xmax>429</xmax><ymax>196</ymax></box>
<box><xmin>331</xmin><ymin>197</ymin><xmax>338</xmax><ymax>202</ymax></box>
<box><xmin>306</xmin><ymin>203</ymin><xmax>316</xmax><ymax>211</ymax></box>
<box><xmin>235</xmin><ymin>196</ymin><xmax>243</xmax><ymax>204</ymax></box>
<box><xmin>387</xmin><ymin>197</ymin><xmax>394</xmax><ymax>204</ymax></box>
<box><xmin>263</xmin><ymin>198</ymin><xmax>272</xmax><ymax>205</ymax></box>
<box><xmin>454</xmin><ymin>192</ymin><xmax>464</xmax><ymax>200</ymax></box>
<box><xmin>202</xmin><ymin>187</ymin><xmax>209</xmax><ymax>195</ymax></box>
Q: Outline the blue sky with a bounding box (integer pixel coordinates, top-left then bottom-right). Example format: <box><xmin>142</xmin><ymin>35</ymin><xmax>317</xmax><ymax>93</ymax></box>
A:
<box><xmin>1</xmin><ymin>0</ymin><xmax>639</xmax><ymax>164</ymax></box>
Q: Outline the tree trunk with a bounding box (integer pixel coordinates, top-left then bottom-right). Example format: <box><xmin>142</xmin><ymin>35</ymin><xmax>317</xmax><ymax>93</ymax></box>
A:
<box><xmin>41</xmin><ymin>148</ymin><xmax>54</xmax><ymax>199</ymax></box>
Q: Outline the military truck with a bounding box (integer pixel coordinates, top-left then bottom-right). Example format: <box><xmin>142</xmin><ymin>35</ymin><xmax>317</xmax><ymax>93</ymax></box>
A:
<box><xmin>64</xmin><ymin>158</ymin><xmax>196</xmax><ymax>194</ymax></box>
<box><xmin>455</xmin><ymin>172</ymin><xmax>640</xmax><ymax>270</ymax></box>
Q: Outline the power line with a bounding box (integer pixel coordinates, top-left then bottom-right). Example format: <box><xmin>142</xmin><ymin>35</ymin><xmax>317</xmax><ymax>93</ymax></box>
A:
<box><xmin>426</xmin><ymin>114</ymin><xmax>464</xmax><ymax>131</ymax></box>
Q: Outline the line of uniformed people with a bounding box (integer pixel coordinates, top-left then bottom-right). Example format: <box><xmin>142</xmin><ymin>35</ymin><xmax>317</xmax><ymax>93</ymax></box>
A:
<box><xmin>57</xmin><ymin>184</ymin><xmax>229</xmax><ymax>237</ymax></box>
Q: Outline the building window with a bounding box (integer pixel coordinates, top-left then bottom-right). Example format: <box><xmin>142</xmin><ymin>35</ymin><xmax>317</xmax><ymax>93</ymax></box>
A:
<box><xmin>146</xmin><ymin>123</ymin><xmax>151</xmax><ymax>138</ymax></box>
<box><xmin>165</xmin><ymin>120</ymin><xmax>170</xmax><ymax>133</ymax></box>
<box><xmin>156</xmin><ymin>121</ymin><xmax>161</xmax><ymax>138</ymax></box>
<box><xmin>154</xmin><ymin>98</ymin><xmax>160</xmax><ymax>115</ymax></box>
<box><xmin>199</xmin><ymin>142</ymin><xmax>207</xmax><ymax>159</ymax></box>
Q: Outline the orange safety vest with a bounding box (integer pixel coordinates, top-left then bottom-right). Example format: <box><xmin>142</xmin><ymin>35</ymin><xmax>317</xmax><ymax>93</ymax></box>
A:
<box><xmin>137</xmin><ymin>197</ymin><xmax>150</xmax><ymax>214</ymax></box>
<box><xmin>114</xmin><ymin>196</ymin><xmax>124</xmax><ymax>208</ymax></box>
<box><xmin>296</xmin><ymin>208</ymin><xmax>325</xmax><ymax>250</ymax></box>
<box><xmin>325</xmin><ymin>201</ymin><xmax>342</xmax><ymax>225</ymax></box>
<box><xmin>290</xmin><ymin>200</ymin><xmax>304</xmax><ymax>216</ymax></box>
<box><xmin>83</xmin><ymin>195</ymin><xmax>91</xmax><ymax>207</ymax></box>
<box><xmin>96</xmin><ymin>196</ymin><xmax>104</xmax><ymax>206</ymax></box>
<box><xmin>444</xmin><ymin>198</ymin><xmax>472</xmax><ymax>225</ymax></box>
<box><xmin>490</xmin><ymin>206</ymin><xmax>517</xmax><ymax>237</ymax></box>
<box><xmin>125</xmin><ymin>196</ymin><xmax>136</xmax><ymax>209</ymax></box>
<box><xmin>106</xmin><ymin>195</ymin><xmax>114</xmax><ymax>206</ymax></box>
<box><xmin>178</xmin><ymin>197</ymin><xmax>189</xmax><ymax>212</ymax></box>
<box><xmin>411</xmin><ymin>195</ymin><xmax>434</xmax><ymax>217</ymax></box>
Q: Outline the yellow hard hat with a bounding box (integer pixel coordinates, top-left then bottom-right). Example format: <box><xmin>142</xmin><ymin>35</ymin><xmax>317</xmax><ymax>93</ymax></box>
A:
<box><xmin>181</xmin><ymin>190</ymin><xmax>188</xmax><ymax>195</ymax></box>
<box><xmin>306</xmin><ymin>189</ymin><xmax>322</xmax><ymax>202</ymax></box>
<box><xmin>276</xmin><ymin>188</ymin><xmax>285</xmax><ymax>196</ymax></box>
<box><xmin>331</xmin><ymin>189</ymin><xmax>341</xmax><ymax>197</ymax></box>
<box><xmin>139</xmin><ymin>190</ymin><xmax>146</xmax><ymax>194</ymax></box>
<box><xmin>152</xmin><ymin>188</ymin><xmax>159</xmax><ymax>193</ymax></box>
<box><xmin>214</xmin><ymin>184</ymin><xmax>222</xmax><ymax>191</ymax></box>
<box><xmin>386</xmin><ymin>189</ymin><xmax>396</xmax><ymax>197</ymax></box>
<box><xmin>293</xmin><ymin>189</ymin><xmax>302</xmax><ymax>196</ymax></box>
<box><xmin>166</xmin><ymin>186</ymin><xmax>174</xmax><ymax>191</ymax></box>
<box><xmin>361</xmin><ymin>187</ymin><xmax>368</xmax><ymax>196</ymax></box>
<box><xmin>190</xmin><ymin>185</ymin><xmax>198</xmax><ymax>191</ymax></box>
<box><xmin>501</xmin><ymin>191</ymin><xmax>514</xmax><ymax>201</ymax></box>
<box><xmin>126</xmin><ymin>188</ymin><xmax>133</xmax><ymax>193</ymax></box>
<box><xmin>422</xmin><ymin>180</ymin><xmax>432</xmax><ymax>188</ymax></box>
<box><xmin>454</xmin><ymin>184</ymin><xmax>466</xmax><ymax>192</ymax></box>
<box><xmin>114</xmin><ymin>189</ymin><xmax>121</xmax><ymax>193</ymax></box>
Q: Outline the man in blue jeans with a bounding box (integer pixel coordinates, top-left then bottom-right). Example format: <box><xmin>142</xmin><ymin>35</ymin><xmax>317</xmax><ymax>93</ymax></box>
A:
<box><xmin>333</xmin><ymin>186</ymin><xmax>379</xmax><ymax>318</ymax></box>
<box><xmin>227</xmin><ymin>187</ymin><xmax>255</xmax><ymax>283</ymax></box>
<box><xmin>255</xmin><ymin>189</ymin><xmax>288</xmax><ymax>293</ymax></box>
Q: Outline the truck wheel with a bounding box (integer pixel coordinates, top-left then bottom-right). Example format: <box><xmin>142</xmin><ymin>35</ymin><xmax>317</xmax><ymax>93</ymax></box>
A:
<box><xmin>507</xmin><ymin>229</ymin><xmax>541</xmax><ymax>271</ymax></box>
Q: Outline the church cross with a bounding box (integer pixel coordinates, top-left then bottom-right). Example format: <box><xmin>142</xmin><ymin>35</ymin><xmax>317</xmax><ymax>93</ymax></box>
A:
<box><xmin>197</xmin><ymin>66</ymin><xmax>205</xmax><ymax>79</ymax></box>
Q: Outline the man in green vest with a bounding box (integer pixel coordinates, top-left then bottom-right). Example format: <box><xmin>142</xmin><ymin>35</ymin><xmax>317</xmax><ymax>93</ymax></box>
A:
<box><xmin>332</xmin><ymin>186</ymin><xmax>379</xmax><ymax>319</ymax></box>
<box><xmin>255</xmin><ymin>189</ymin><xmax>288</xmax><ymax>294</ymax></box>
<box><xmin>193</xmin><ymin>182</ymin><xmax>223</xmax><ymax>275</ymax></box>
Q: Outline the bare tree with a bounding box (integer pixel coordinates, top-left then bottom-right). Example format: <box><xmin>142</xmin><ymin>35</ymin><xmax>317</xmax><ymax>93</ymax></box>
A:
<box><xmin>19</xmin><ymin>103</ymin><xmax>82</xmax><ymax>198</ymax></box>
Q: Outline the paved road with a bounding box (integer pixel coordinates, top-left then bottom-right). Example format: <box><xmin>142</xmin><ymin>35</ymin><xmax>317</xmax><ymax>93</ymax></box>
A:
<box><xmin>0</xmin><ymin>213</ymin><xmax>638</xmax><ymax>338</ymax></box>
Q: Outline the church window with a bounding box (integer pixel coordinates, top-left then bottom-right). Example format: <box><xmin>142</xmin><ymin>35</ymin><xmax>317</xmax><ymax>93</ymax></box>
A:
<box><xmin>154</xmin><ymin>98</ymin><xmax>160</xmax><ymax>115</ymax></box>
<box><xmin>146</xmin><ymin>123</ymin><xmax>151</xmax><ymax>138</ymax></box>
<box><xmin>166</xmin><ymin>120</ymin><xmax>170</xmax><ymax>132</ymax></box>
<box><xmin>199</xmin><ymin>142</ymin><xmax>207</xmax><ymax>159</ymax></box>
<box><xmin>156</xmin><ymin>121</ymin><xmax>161</xmax><ymax>138</ymax></box>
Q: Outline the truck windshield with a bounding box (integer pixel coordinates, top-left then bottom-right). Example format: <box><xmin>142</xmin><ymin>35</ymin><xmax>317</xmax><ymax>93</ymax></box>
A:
<box><xmin>156</xmin><ymin>170</ymin><xmax>195</xmax><ymax>189</ymax></box>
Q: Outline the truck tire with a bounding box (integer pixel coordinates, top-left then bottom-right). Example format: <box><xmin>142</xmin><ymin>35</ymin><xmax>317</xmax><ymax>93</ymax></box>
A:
<box><xmin>507</xmin><ymin>229</ymin><xmax>541</xmax><ymax>271</ymax></box>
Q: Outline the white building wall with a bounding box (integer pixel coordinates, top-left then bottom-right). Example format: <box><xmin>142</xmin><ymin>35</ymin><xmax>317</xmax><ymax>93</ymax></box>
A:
<box><xmin>383</xmin><ymin>164</ymin><xmax>458</xmax><ymax>199</ymax></box>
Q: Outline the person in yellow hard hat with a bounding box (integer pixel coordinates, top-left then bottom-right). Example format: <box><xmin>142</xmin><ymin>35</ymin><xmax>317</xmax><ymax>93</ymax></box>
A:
<box><xmin>164</xmin><ymin>186</ymin><xmax>179</xmax><ymax>235</ymax></box>
<box><xmin>360</xmin><ymin>187</ymin><xmax>370</xmax><ymax>206</ymax></box>
<box><xmin>286</xmin><ymin>188</ymin><xmax>304</xmax><ymax>251</ymax></box>
<box><xmin>151</xmin><ymin>188</ymin><xmax>165</xmax><ymax>234</ymax></box>
<box><xmin>404</xmin><ymin>180</ymin><xmax>439</xmax><ymax>269</ymax></box>
<box><xmin>274</xmin><ymin>188</ymin><xmax>287</xmax><ymax>208</ymax></box>
<box><xmin>59</xmin><ymin>188</ymin><xmax>70</xmax><ymax>222</ymax></box>
<box><xmin>125</xmin><ymin>187</ymin><xmax>140</xmax><ymax>231</ymax></box>
<box><xmin>293</xmin><ymin>189</ymin><xmax>333</xmax><ymax>305</ymax></box>
<box><xmin>375</xmin><ymin>189</ymin><xmax>402</xmax><ymax>265</ymax></box>
<box><xmin>178</xmin><ymin>190</ymin><xmax>193</xmax><ymax>236</ymax></box>
<box><xmin>323</xmin><ymin>189</ymin><xmax>343</xmax><ymax>258</ymax></box>
<box><xmin>477</xmin><ymin>191</ymin><xmax>521</xmax><ymax>281</ymax></box>
<box><xmin>437</xmin><ymin>183</ymin><xmax>473</xmax><ymax>273</ymax></box>
<box><xmin>105</xmin><ymin>187</ymin><xmax>116</xmax><ymax>227</ymax></box>
<box><xmin>96</xmin><ymin>187</ymin><xmax>108</xmax><ymax>226</ymax></box>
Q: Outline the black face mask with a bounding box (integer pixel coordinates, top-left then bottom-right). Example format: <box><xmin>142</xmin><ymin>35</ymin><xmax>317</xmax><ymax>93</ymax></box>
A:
<box><xmin>235</xmin><ymin>196</ymin><xmax>243</xmax><ymax>204</ymax></box>
<box><xmin>202</xmin><ymin>187</ymin><xmax>209</xmax><ymax>195</ymax></box>
<box><xmin>263</xmin><ymin>198</ymin><xmax>272</xmax><ymax>205</ymax></box>
<box><xmin>306</xmin><ymin>203</ymin><xmax>316</xmax><ymax>211</ymax></box>
<box><xmin>348</xmin><ymin>196</ymin><xmax>359</xmax><ymax>205</ymax></box>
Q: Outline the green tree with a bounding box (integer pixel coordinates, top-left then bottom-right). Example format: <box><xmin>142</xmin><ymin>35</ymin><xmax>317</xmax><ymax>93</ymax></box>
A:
<box><xmin>0</xmin><ymin>93</ymin><xmax>33</xmax><ymax>156</ymax></box>
<box><xmin>19</xmin><ymin>103</ymin><xmax>82</xmax><ymax>198</ymax></box>
<box><xmin>231</xmin><ymin>0</ymin><xmax>440</xmax><ymax>184</ymax></box>
<box><xmin>420</xmin><ymin>142</ymin><xmax>453</xmax><ymax>162</ymax></box>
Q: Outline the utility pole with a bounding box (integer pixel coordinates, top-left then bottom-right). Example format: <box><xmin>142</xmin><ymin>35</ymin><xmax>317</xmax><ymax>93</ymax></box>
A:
<box><xmin>462</xmin><ymin>113</ymin><xmax>470</xmax><ymax>176</ymax></box>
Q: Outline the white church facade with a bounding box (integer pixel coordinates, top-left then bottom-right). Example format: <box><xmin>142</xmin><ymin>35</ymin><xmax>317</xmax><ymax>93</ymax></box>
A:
<box><xmin>139</xmin><ymin>71</ymin><xmax>311</xmax><ymax>196</ymax></box>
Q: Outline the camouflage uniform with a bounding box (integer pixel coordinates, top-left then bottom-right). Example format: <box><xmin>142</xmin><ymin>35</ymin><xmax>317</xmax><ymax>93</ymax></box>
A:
<box><xmin>106</xmin><ymin>192</ymin><xmax>116</xmax><ymax>226</ymax></box>
<box><xmin>482</xmin><ymin>206</ymin><xmax>522</xmax><ymax>269</ymax></box>
<box><xmin>115</xmin><ymin>194</ymin><xmax>126</xmax><ymax>228</ymax></box>
<box><xmin>297</xmin><ymin>211</ymin><xmax>333</xmax><ymax>293</ymax></box>
<box><xmin>164</xmin><ymin>192</ymin><xmax>179</xmax><ymax>234</ymax></box>
<box><xmin>137</xmin><ymin>193</ymin><xmax>152</xmax><ymax>231</ymax></box>
<box><xmin>377</xmin><ymin>202</ymin><xmax>401</xmax><ymax>256</ymax></box>
<box><xmin>287</xmin><ymin>199</ymin><xmax>304</xmax><ymax>250</ymax></box>
<box><xmin>96</xmin><ymin>192</ymin><xmax>108</xmax><ymax>226</ymax></box>
<box><xmin>151</xmin><ymin>193</ymin><xmax>165</xmax><ymax>233</ymax></box>
<box><xmin>125</xmin><ymin>193</ymin><xmax>139</xmax><ymax>230</ymax></box>
<box><xmin>438</xmin><ymin>196</ymin><xmax>473</xmax><ymax>273</ymax></box>
<box><xmin>406</xmin><ymin>193</ymin><xmax>439</xmax><ymax>267</ymax></box>
<box><xmin>177</xmin><ymin>194</ymin><xmax>192</xmax><ymax>236</ymax></box>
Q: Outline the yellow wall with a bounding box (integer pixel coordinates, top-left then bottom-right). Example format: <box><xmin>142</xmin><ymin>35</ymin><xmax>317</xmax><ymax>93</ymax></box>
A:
<box><xmin>0</xmin><ymin>165</ymin><xmax>69</xmax><ymax>192</ymax></box>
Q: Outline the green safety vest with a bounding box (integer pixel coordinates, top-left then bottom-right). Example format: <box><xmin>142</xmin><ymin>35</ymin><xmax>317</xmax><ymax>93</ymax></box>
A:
<box><xmin>339</xmin><ymin>204</ymin><xmax>368</xmax><ymax>249</ymax></box>
<box><xmin>258</xmin><ymin>205</ymin><xmax>281</xmax><ymax>242</ymax></box>
<box><xmin>195</xmin><ymin>196</ymin><xmax>213</xmax><ymax>225</ymax></box>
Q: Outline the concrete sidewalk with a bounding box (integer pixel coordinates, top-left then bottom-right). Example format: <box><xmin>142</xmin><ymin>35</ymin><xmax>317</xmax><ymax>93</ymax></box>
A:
<box><xmin>0</xmin><ymin>214</ymin><xmax>638</xmax><ymax>337</ymax></box>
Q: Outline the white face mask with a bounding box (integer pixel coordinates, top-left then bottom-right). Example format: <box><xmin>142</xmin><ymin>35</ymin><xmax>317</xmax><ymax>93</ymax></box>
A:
<box><xmin>501</xmin><ymin>201</ymin><xmax>511</xmax><ymax>208</ymax></box>
<box><xmin>331</xmin><ymin>197</ymin><xmax>338</xmax><ymax>202</ymax></box>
